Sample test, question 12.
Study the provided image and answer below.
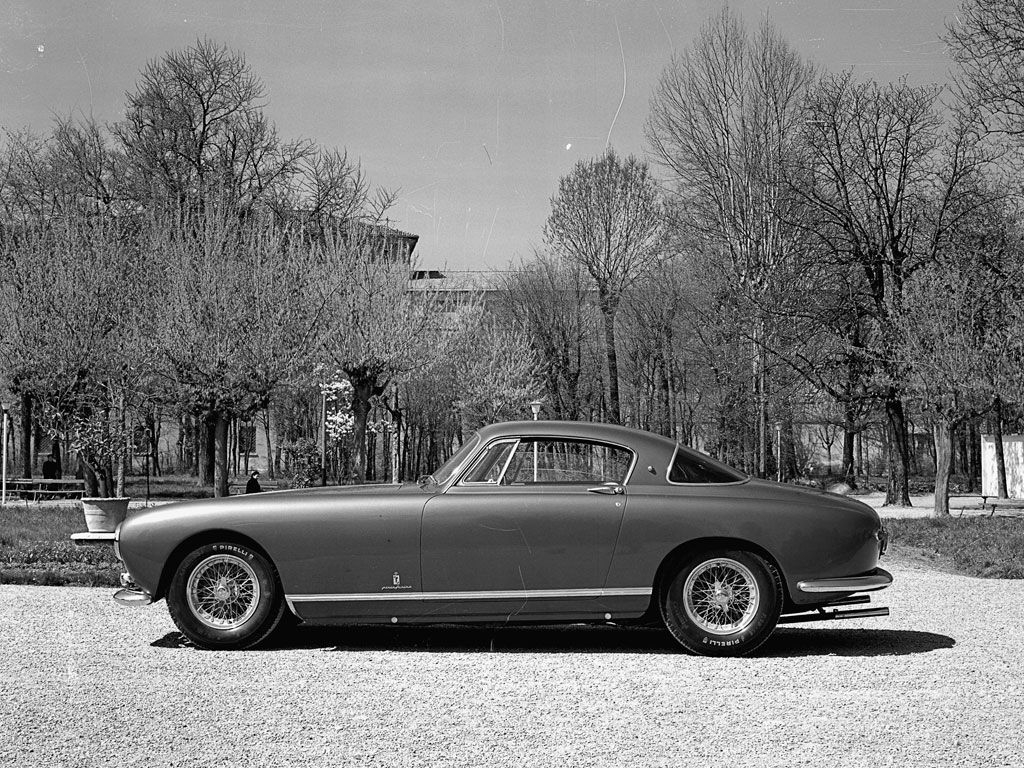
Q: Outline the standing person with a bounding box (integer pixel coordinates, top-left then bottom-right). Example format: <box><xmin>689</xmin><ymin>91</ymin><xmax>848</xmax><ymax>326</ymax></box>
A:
<box><xmin>42</xmin><ymin>455</ymin><xmax>59</xmax><ymax>480</ymax></box>
<box><xmin>245</xmin><ymin>470</ymin><xmax>262</xmax><ymax>494</ymax></box>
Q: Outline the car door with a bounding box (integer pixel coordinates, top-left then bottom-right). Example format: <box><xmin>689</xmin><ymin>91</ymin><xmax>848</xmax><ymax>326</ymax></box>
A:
<box><xmin>419</xmin><ymin>437</ymin><xmax>634</xmax><ymax>619</ymax></box>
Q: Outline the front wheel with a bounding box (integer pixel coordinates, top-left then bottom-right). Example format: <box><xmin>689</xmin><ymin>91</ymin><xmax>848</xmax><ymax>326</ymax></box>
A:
<box><xmin>167</xmin><ymin>542</ymin><xmax>285</xmax><ymax>650</ymax></box>
<box><xmin>660</xmin><ymin>549</ymin><xmax>782</xmax><ymax>657</ymax></box>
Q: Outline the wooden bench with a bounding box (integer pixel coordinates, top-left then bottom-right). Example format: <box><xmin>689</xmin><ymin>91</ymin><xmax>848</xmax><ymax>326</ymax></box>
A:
<box><xmin>981</xmin><ymin>496</ymin><xmax>1024</xmax><ymax>516</ymax></box>
<box><xmin>228</xmin><ymin>481</ymin><xmax>284</xmax><ymax>495</ymax></box>
<box><xmin>950</xmin><ymin>494</ymin><xmax>1024</xmax><ymax>516</ymax></box>
<box><xmin>5</xmin><ymin>478</ymin><xmax>86</xmax><ymax>501</ymax></box>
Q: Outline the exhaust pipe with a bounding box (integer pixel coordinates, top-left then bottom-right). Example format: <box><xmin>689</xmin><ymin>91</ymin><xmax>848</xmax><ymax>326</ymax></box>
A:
<box><xmin>778</xmin><ymin>598</ymin><xmax>890</xmax><ymax>624</ymax></box>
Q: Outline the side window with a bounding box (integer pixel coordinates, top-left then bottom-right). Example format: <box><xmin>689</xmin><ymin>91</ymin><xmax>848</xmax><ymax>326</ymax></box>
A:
<box><xmin>669</xmin><ymin>445</ymin><xmax>744</xmax><ymax>484</ymax></box>
<box><xmin>502</xmin><ymin>439</ymin><xmax>633</xmax><ymax>485</ymax></box>
<box><xmin>461</xmin><ymin>441</ymin><xmax>517</xmax><ymax>484</ymax></box>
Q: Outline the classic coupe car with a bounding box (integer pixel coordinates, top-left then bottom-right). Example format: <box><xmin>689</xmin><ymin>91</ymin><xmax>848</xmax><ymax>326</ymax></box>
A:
<box><xmin>113</xmin><ymin>420</ymin><xmax>891</xmax><ymax>656</ymax></box>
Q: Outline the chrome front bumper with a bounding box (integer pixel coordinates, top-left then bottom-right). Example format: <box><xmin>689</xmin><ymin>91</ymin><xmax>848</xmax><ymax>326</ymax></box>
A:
<box><xmin>113</xmin><ymin>572</ymin><xmax>153</xmax><ymax>606</ymax></box>
<box><xmin>797</xmin><ymin>567</ymin><xmax>893</xmax><ymax>594</ymax></box>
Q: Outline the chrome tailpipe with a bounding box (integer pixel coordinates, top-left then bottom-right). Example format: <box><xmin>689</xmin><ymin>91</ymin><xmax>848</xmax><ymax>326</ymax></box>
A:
<box><xmin>779</xmin><ymin>594</ymin><xmax>889</xmax><ymax>624</ymax></box>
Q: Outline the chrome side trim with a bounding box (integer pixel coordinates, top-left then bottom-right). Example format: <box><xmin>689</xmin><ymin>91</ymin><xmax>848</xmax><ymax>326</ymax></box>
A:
<box><xmin>285</xmin><ymin>587</ymin><xmax>653</xmax><ymax>604</ymax></box>
<box><xmin>797</xmin><ymin>568</ymin><xmax>893</xmax><ymax>594</ymax></box>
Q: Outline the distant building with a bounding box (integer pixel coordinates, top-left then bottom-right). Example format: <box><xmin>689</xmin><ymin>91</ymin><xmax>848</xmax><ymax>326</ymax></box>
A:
<box><xmin>408</xmin><ymin>269</ymin><xmax>513</xmax><ymax>308</ymax></box>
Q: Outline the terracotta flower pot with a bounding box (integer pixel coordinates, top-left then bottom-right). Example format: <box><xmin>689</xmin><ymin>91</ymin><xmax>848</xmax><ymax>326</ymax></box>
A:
<box><xmin>81</xmin><ymin>497</ymin><xmax>131</xmax><ymax>533</ymax></box>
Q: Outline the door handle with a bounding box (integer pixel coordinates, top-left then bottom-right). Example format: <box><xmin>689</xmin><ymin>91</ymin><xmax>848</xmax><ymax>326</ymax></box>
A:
<box><xmin>587</xmin><ymin>484</ymin><xmax>624</xmax><ymax>495</ymax></box>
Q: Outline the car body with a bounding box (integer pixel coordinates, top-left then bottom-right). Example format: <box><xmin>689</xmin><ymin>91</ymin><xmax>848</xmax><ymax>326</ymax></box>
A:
<box><xmin>114</xmin><ymin>420</ymin><xmax>891</xmax><ymax>655</ymax></box>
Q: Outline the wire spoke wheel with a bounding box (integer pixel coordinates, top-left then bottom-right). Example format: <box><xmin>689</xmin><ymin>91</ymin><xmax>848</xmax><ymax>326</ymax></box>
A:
<box><xmin>682</xmin><ymin>557</ymin><xmax>760</xmax><ymax>635</ymax></box>
<box><xmin>186</xmin><ymin>554</ymin><xmax>261</xmax><ymax>630</ymax></box>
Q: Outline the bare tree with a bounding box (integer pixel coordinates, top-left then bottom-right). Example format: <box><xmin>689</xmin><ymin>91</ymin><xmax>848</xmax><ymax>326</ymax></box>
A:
<box><xmin>0</xmin><ymin>129</ymin><xmax>61</xmax><ymax>225</ymax></box>
<box><xmin>619</xmin><ymin>259</ymin><xmax>705</xmax><ymax>440</ymax></box>
<box><xmin>793</xmin><ymin>72</ymin><xmax>989</xmax><ymax>505</ymax></box>
<box><xmin>543</xmin><ymin>148</ymin><xmax>662</xmax><ymax>424</ymax></box>
<box><xmin>897</xmin><ymin>203</ymin><xmax>1024</xmax><ymax>515</ymax></box>
<box><xmin>0</xmin><ymin>215</ymin><xmax>155</xmax><ymax>496</ymax></box>
<box><xmin>318</xmin><ymin>227</ymin><xmax>456</xmax><ymax>483</ymax></box>
<box><xmin>946</xmin><ymin>0</ymin><xmax>1024</xmax><ymax>136</ymax></box>
<box><xmin>151</xmin><ymin>205</ymin><xmax>328</xmax><ymax>496</ymax></box>
<box><xmin>451</xmin><ymin>310</ymin><xmax>544</xmax><ymax>430</ymax></box>
<box><xmin>646</xmin><ymin>9</ymin><xmax>814</xmax><ymax>476</ymax></box>
<box><xmin>497</xmin><ymin>253</ymin><xmax>604</xmax><ymax>421</ymax></box>
<box><xmin>50</xmin><ymin>116</ymin><xmax>128</xmax><ymax>215</ymax></box>
<box><xmin>113</xmin><ymin>38</ymin><xmax>309</xmax><ymax>214</ymax></box>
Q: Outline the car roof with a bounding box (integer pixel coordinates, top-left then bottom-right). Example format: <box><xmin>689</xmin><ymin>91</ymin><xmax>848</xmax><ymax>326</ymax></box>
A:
<box><xmin>476</xmin><ymin>420</ymin><xmax>677</xmax><ymax>452</ymax></box>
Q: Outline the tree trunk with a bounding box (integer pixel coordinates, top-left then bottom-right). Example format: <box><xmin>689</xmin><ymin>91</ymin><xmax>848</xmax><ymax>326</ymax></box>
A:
<box><xmin>20</xmin><ymin>391</ymin><xmax>33</xmax><ymax>478</ymax></box>
<box><xmin>883</xmin><ymin>394</ymin><xmax>912</xmax><ymax>506</ymax></box>
<box><xmin>955</xmin><ymin>426</ymin><xmax>968</xmax><ymax>479</ymax></box>
<box><xmin>993</xmin><ymin>397</ymin><xmax>1007</xmax><ymax>499</ymax></box>
<box><xmin>115</xmin><ymin>391</ymin><xmax>126</xmax><ymax>499</ymax></box>
<box><xmin>213</xmin><ymin>411</ymin><xmax>229</xmax><ymax>498</ymax></box>
<box><xmin>908</xmin><ymin>418</ymin><xmax>920</xmax><ymax>476</ymax></box>
<box><xmin>933</xmin><ymin>419</ymin><xmax>954</xmax><ymax>517</ymax></box>
<box><xmin>366</xmin><ymin>429</ymin><xmax>377</xmax><ymax>482</ymax></box>
<box><xmin>968</xmin><ymin>419</ymin><xmax>982</xmax><ymax>493</ymax></box>
<box><xmin>262</xmin><ymin>407</ymin><xmax>275</xmax><ymax>481</ymax></box>
<box><xmin>350</xmin><ymin>377</ymin><xmax>374</xmax><ymax>484</ymax></box>
<box><xmin>198</xmin><ymin>413</ymin><xmax>216</xmax><ymax>486</ymax></box>
<box><xmin>146</xmin><ymin>410</ymin><xmax>162</xmax><ymax>477</ymax></box>
<box><xmin>79</xmin><ymin>456</ymin><xmax>99</xmax><ymax>497</ymax></box>
<box><xmin>599</xmin><ymin>297</ymin><xmax>621</xmax><ymax>425</ymax></box>
<box><xmin>854</xmin><ymin>429</ymin><xmax>862</xmax><ymax>480</ymax></box>
<box><xmin>755</xmin><ymin>341</ymin><xmax>767</xmax><ymax>479</ymax></box>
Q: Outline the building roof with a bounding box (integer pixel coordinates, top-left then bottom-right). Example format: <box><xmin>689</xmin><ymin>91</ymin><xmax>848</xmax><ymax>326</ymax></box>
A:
<box><xmin>408</xmin><ymin>269</ymin><xmax>513</xmax><ymax>293</ymax></box>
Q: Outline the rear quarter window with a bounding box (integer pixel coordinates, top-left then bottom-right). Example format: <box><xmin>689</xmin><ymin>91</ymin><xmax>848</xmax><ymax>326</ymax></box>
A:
<box><xmin>668</xmin><ymin>445</ymin><xmax>745</xmax><ymax>484</ymax></box>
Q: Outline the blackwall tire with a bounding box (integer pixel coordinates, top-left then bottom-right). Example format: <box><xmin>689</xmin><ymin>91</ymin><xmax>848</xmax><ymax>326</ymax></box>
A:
<box><xmin>167</xmin><ymin>542</ymin><xmax>284</xmax><ymax>650</ymax></box>
<box><xmin>661</xmin><ymin>549</ymin><xmax>783</xmax><ymax>657</ymax></box>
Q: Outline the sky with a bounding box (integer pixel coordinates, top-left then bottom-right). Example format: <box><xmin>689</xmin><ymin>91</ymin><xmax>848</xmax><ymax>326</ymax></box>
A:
<box><xmin>0</xmin><ymin>0</ymin><xmax>959</xmax><ymax>271</ymax></box>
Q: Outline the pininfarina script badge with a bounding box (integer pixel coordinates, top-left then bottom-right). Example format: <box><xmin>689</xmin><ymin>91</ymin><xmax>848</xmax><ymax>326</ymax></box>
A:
<box><xmin>381</xmin><ymin>571</ymin><xmax>413</xmax><ymax>591</ymax></box>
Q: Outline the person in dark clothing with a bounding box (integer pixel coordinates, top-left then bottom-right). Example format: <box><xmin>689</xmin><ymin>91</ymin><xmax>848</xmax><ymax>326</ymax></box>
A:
<box><xmin>245</xmin><ymin>470</ymin><xmax>262</xmax><ymax>494</ymax></box>
<box><xmin>42</xmin><ymin>456</ymin><xmax>59</xmax><ymax>480</ymax></box>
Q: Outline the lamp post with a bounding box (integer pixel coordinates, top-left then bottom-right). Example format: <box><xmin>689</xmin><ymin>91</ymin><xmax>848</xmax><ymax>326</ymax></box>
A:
<box><xmin>1</xmin><ymin>401</ymin><xmax>8</xmax><ymax>506</ymax></box>
<box><xmin>774</xmin><ymin>421</ymin><xmax>783</xmax><ymax>483</ymax></box>
<box><xmin>528</xmin><ymin>399</ymin><xmax>544</xmax><ymax>483</ymax></box>
<box><xmin>320</xmin><ymin>386</ymin><xmax>328</xmax><ymax>486</ymax></box>
<box><xmin>144</xmin><ymin>427</ymin><xmax>151</xmax><ymax>507</ymax></box>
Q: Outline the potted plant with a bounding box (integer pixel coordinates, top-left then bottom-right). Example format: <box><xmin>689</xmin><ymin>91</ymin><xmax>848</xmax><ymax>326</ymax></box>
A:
<box><xmin>40</xmin><ymin>380</ymin><xmax>134</xmax><ymax>533</ymax></box>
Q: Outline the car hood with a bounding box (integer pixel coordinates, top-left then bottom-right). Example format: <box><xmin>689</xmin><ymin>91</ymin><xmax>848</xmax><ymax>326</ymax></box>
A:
<box><xmin>123</xmin><ymin>483</ymin><xmax>425</xmax><ymax>523</ymax></box>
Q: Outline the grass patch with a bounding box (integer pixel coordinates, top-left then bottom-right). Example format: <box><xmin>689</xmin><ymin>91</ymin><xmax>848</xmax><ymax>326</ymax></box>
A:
<box><xmin>0</xmin><ymin>504</ymin><xmax>121</xmax><ymax>587</ymax></box>
<box><xmin>124</xmin><ymin>474</ymin><xmax>214</xmax><ymax>499</ymax></box>
<box><xmin>886</xmin><ymin>516</ymin><xmax>1024</xmax><ymax>579</ymax></box>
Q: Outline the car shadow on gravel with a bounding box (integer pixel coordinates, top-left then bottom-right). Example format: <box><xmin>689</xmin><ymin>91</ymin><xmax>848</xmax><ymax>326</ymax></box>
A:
<box><xmin>151</xmin><ymin>624</ymin><xmax>955</xmax><ymax>656</ymax></box>
<box><xmin>152</xmin><ymin>624</ymin><xmax>681</xmax><ymax>653</ymax></box>
<box><xmin>764</xmin><ymin>627</ymin><xmax>955</xmax><ymax>657</ymax></box>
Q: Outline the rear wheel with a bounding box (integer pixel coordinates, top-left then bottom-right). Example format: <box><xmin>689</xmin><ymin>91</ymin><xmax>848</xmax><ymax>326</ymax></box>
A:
<box><xmin>660</xmin><ymin>549</ymin><xmax>782</xmax><ymax>657</ymax></box>
<box><xmin>167</xmin><ymin>542</ymin><xmax>284</xmax><ymax>650</ymax></box>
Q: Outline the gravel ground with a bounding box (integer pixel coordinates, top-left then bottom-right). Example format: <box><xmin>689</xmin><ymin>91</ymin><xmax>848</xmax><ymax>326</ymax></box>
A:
<box><xmin>1</xmin><ymin>560</ymin><xmax>1022</xmax><ymax>768</ymax></box>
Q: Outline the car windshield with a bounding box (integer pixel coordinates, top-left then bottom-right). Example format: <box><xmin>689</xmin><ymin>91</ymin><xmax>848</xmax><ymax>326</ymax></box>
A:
<box><xmin>420</xmin><ymin>433</ymin><xmax>481</xmax><ymax>487</ymax></box>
